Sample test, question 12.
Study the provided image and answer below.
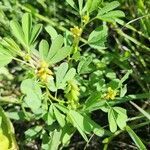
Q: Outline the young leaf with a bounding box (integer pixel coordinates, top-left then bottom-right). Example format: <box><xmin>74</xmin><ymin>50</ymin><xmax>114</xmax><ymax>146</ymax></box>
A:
<box><xmin>45</xmin><ymin>25</ymin><xmax>58</xmax><ymax>40</ymax></box>
<box><xmin>39</xmin><ymin>40</ymin><xmax>49</xmax><ymax>60</ymax></box>
<box><xmin>126</xmin><ymin>126</ymin><xmax>147</xmax><ymax>150</ymax></box>
<box><xmin>108</xmin><ymin>108</ymin><xmax>117</xmax><ymax>133</ymax></box>
<box><xmin>10</xmin><ymin>20</ymin><xmax>25</xmax><ymax>46</ymax></box>
<box><xmin>22</xmin><ymin>13</ymin><xmax>32</xmax><ymax>45</ymax></box>
<box><xmin>30</xmin><ymin>24</ymin><xmax>42</xmax><ymax>45</ymax></box>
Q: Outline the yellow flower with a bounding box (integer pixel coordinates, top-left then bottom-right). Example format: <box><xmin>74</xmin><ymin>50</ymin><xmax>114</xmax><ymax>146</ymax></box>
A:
<box><xmin>37</xmin><ymin>61</ymin><xmax>53</xmax><ymax>82</ymax></box>
<box><xmin>70</xmin><ymin>26</ymin><xmax>82</xmax><ymax>38</ymax></box>
<box><xmin>105</xmin><ymin>87</ymin><xmax>117</xmax><ymax>100</ymax></box>
<box><xmin>82</xmin><ymin>15</ymin><xmax>90</xmax><ymax>23</ymax></box>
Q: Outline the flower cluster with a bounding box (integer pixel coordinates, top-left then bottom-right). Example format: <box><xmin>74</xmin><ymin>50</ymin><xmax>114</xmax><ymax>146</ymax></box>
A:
<box><xmin>82</xmin><ymin>15</ymin><xmax>90</xmax><ymax>23</ymax></box>
<box><xmin>37</xmin><ymin>61</ymin><xmax>53</xmax><ymax>82</ymax></box>
<box><xmin>70</xmin><ymin>26</ymin><xmax>82</xmax><ymax>38</ymax></box>
<box><xmin>104</xmin><ymin>87</ymin><xmax>117</xmax><ymax>100</ymax></box>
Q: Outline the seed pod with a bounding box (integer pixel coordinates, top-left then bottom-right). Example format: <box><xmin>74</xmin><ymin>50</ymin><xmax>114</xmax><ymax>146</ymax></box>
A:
<box><xmin>65</xmin><ymin>80</ymin><xmax>80</xmax><ymax>109</ymax></box>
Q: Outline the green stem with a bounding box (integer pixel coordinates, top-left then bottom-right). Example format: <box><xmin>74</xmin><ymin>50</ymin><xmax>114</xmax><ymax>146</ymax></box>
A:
<box><xmin>46</xmin><ymin>87</ymin><xmax>65</xmax><ymax>104</ymax></box>
<box><xmin>12</xmin><ymin>57</ymin><xmax>35</xmax><ymax>68</ymax></box>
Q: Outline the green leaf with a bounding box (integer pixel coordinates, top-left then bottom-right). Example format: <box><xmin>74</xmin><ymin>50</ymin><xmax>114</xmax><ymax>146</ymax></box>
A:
<box><xmin>25</xmin><ymin>126</ymin><xmax>42</xmax><ymax>139</ymax></box>
<box><xmin>39</xmin><ymin>40</ymin><xmax>49</xmax><ymax>60</ymax></box>
<box><xmin>61</xmin><ymin>124</ymin><xmax>75</xmax><ymax>146</ymax></box>
<box><xmin>120</xmin><ymin>84</ymin><xmax>127</xmax><ymax>97</ymax></box>
<box><xmin>84</xmin><ymin>92</ymin><xmax>106</xmax><ymax>112</ymax></box>
<box><xmin>68</xmin><ymin>110</ymin><xmax>88</xmax><ymax>142</ymax></box>
<box><xmin>41</xmin><ymin>132</ymin><xmax>50</xmax><ymax>150</ymax></box>
<box><xmin>49</xmin><ymin>46</ymin><xmax>71</xmax><ymax>65</ymax></box>
<box><xmin>77</xmin><ymin>56</ymin><xmax>92</xmax><ymax>74</ymax></box>
<box><xmin>130</xmin><ymin>101</ymin><xmax>150</xmax><ymax>121</ymax></box>
<box><xmin>49</xmin><ymin>129</ymin><xmax>62</xmax><ymax>150</ymax></box>
<box><xmin>97</xmin><ymin>10</ymin><xmax>125</xmax><ymax>22</ymax></box>
<box><xmin>66</xmin><ymin>0</ymin><xmax>78</xmax><ymax>10</ymax></box>
<box><xmin>98</xmin><ymin>1</ymin><xmax>120</xmax><ymax>15</ymax></box>
<box><xmin>47</xmin><ymin>77</ymin><xmax>57</xmax><ymax>92</ymax></box>
<box><xmin>69</xmin><ymin>110</ymin><xmax>104</xmax><ymax>141</ymax></box>
<box><xmin>106</xmin><ymin>70</ymin><xmax>116</xmax><ymax>79</ymax></box>
<box><xmin>0</xmin><ymin>106</ymin><xmax>18</xmax><ymax>149</ymax></box>
<box><xmin>45</xmin><ymin>25</ymin><xmax>58</xmax><ymax>40</ymax></box>
<box><xmin>88</xmin><ymin>25</ymin><xmax>108</xmax><ymax>49</ymax></box>
<box><xmin>83</xmin><ymin>114</ymin><xmax>104</xmax><ymax>137</ymax></box>
<box><xmin>116</xmin><ymin>114</ymin><xmax>127</xmax><ymax>130</ymax></box>
<box><xmin>43</xmin><ymin>105</ymin><xmax>55</xmax><ymax>125</ymax></box>
<box><xmin>53</xmin><ymin>106</ymin><xmax>65</xmax><ymax>127</ymax></box>
<box><xmin>48</xmin><ymin>35</ymin><xmax>64</xmax><ymax>60</ymax></box>
<box><xmin>10</xmin><ymin>20</ymin><xmax>25</xmax><ymax>46</ymax></box>
<box><xmin>0</xmin><ymin>47</ymin><xmax>12</xmax><ymax>67</ymax></box>
<box><xmin>108</xmin><ymin>108</ymin><xmax>117</xmax><ymax>133</ymax></box>
<box><xmin>56</xmin><ymin>62</ymin><xmax>68</xmax><ymax>88</ymax></box>
<box><xmin>119</xmin><ymin>70</ymin><xmax>132</xmax><ymax>86</ymax></box>
<box><xmin>126</xmin><ymin>126</ymin><xmax>147</xmax><ymax>150</ymax></box>
<box><xmin>85</xmin><ymin>0</ymin><xmax>102</xmax><ymax>13</ymax></box>
<box><xmin>30</xmin><ymin>24</ymin><xmax>42</xmax><ymax>45</ymax></box>
<box><xmin>61</xmin><ymin>68</ymin><xmax>76</xmax><ymax>85</ymax></box>
<box><xmin>59</xmin><ymin>68</ymin><xmax>76</xmax><ymax>89</ymax></box>
<box><xmin>114</xmin><ymin>107</ymin><xmax>128</xmax><ymax>130</ymax></box>
<box><xmin>2</xmin><ymin>37</ymin><xmax>21</xmax><ymax>53</ymax></box>
<box><xmin>78</xmin><ymin>0</ymin><xmax>83</xmax><ymax>14</ymax></box>
<box><xmin>21</xmin><ymin>79</ymin><xmax>42</xmax><ymax>112</ymax></box>
<box><xmin>22</xmin><ymin>13</ymin><xmax>32</xmax><ymax>45</ymax></box>
<box><xmin>113</xmin><ymin>107</ymin><xmax>127</xmax><ymax>115</ymax></box>
<box><xmin>54</xmin><ymin>103</ymin><xmax>69</xmax><ymax>114</ymax></box>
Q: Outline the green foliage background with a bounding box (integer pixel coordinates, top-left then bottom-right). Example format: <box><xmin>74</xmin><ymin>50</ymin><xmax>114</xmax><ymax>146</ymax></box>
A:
<box><xmin>0</xmin><ymin>0</ymin><xmax>150</xmax><ymax>149</ymax></box>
